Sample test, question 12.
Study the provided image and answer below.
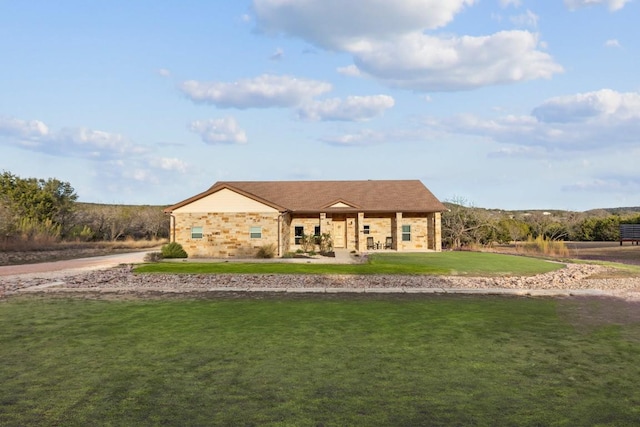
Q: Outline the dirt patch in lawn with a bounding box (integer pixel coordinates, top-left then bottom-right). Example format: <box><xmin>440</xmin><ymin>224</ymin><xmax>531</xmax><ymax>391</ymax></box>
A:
<box><xmin>564</xmin><ymin>241</ymin><xmax>640</xmax><ymax>266</ymax></box>
<box><xmin>557</xmin><ymin>295</ymin><xmax>640</xmax><ymax>336</ymax></box>
<box><xmin>492</xmin><ymin>241</ymin><xmax>640</xmax><ymax>267</ymax></box>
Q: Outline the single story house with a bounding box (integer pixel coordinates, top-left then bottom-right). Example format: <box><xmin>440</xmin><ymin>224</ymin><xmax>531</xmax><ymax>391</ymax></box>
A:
<box><xmin>164</xmin><ymin>180</ymin><xmax>447</xmax><ymax>258</ymax></box>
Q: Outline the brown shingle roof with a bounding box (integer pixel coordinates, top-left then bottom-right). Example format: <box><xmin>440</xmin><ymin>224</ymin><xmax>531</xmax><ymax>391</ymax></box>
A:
<box><xmin>166</xmin><ymin>180</ymin><xmax>446</xmax><ymax>213</ymax></box>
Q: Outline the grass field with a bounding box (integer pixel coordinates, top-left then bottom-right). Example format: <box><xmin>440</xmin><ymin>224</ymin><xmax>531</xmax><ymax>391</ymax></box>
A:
<box><xmin>136</xmin><ymin>251</ymin><xmax>565</xmax><ymax>276</ymax></box>
<box><xmin>2</xmin><ymin>295</ymin><xmax>640</xmax><ymax>426</ymax></box>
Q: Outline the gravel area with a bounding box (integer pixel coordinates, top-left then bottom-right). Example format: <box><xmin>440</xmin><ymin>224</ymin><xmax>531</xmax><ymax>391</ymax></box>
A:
<box><xmin>2</xmin><ymin>262</ymin><xmax>640</xmax><ymax>301</ymax></box>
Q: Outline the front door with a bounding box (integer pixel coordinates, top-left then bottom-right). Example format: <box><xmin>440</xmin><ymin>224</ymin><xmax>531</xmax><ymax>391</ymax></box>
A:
<box><xmin>333</xmin><ymin>218</ymin><xmax>346</xmax><ymax>248</ymax></box>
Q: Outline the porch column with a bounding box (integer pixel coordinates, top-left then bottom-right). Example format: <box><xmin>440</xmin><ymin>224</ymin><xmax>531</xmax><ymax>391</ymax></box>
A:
<box><xmin>169</xmin><ymin>214</ymin><xmax>175</xmax><ymax>242</ymax></box>
<box><xmin>434</xmin><ymin>212</ymin><xmax>442</xmax><ymax>252</ymax></box>
<box><xmin>356</xmin><ymin>212</ymin><xmax>365</xmax><ymax>252</ymax></box>
<box><xmin>395</xmin><ymin>212</ymin><xmax>403</xmax><ymax>251</ymax></box>
<box><xmin>319</xmin><ymin>212</ymin><xmax>327</xmax><ymax>234</ymax></box>
<box><xmin>320</xmin><ymin>212</ymin><xmax>333</xmax><ymax>249</ymax></box>
<box><xmin>427</xmin><ymin>213</ymin><xmax>435</xmax><ymax>250</ymax></box>
<box><xmin>280</xmin><ymin>213</ymin><xmax>292</xmax><ymax>255</ymax></box>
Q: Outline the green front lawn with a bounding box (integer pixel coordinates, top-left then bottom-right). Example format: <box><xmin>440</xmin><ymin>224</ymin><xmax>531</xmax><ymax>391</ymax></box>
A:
<box><xmin>136</xmin><ymin>251</ymin><xmax>563</xmax><ymax>276</ymax></box>
<box><xmin>1</xmin><ymin>295</ymin><xmax>640</xmax><ymax>426</ymax></box>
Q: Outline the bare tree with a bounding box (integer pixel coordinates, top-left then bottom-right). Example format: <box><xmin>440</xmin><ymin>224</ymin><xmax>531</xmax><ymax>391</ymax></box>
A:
<box><xmin>441</xmin><ymin>197</ymin><xmax>494</xmax><ymax>249</ymax></box>
<box><xmin>523</xmin><ymin>212</ymin><xmax>568</xmax><ymax>240</ymax></box>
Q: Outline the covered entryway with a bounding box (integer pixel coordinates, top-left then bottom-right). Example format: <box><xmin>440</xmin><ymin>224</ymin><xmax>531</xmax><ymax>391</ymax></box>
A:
<box><xmin>332</xmin><ymin>216</ymin><xmax>346</xmax><ymax>248</ymax></box>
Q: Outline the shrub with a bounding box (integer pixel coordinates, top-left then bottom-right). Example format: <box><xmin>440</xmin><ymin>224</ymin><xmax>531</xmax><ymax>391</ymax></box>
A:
<box><xmin>161</xmin><ymin>242</ymin><xmax>188</xmax><ymax>258</ymax></box>
<box><xmin>256</xmin><ymin>244</ymin><xmax>276</xmax><ymax>259</ymax></box>
<box><xmin>319</xmin><ymin>233</ymin><xmax>333</xmax><ymax>253</ymax></box>
<box><xmin>522</xmin><ymin>235</ymin><xmax>569</xmax><ymax>257</ymax></box>
<box><xmin>301</xmin><ymin>234</ymin><xmax>316</xmax><ymax>253</ymax></box>
<box><xmin>18</xmin><ymin>217</ymin><xmax>61</xmax><ymax>244</ymax></box>
<box><xmin>144</xmin><ymin>252</ymin><xmax>163</xmax><ymax>262</ymax></box>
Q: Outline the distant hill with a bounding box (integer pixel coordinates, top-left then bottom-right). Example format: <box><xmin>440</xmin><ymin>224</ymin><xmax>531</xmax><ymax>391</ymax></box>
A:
<box><xmin>77</xmin><ymin>202</ymin><xmax>169</xmax><ymax>209</ymax></box>
<box><xmin>443</xmin><ymin>202</ymin><xmax>640</xmax><ymax>219</ymax></box>
<box><xmin>584</xmin><ymin>207</ymin><xmax>640</xmax><ymax>215</ymax></box>
<box><xmin>79</xmin><ymin>200</ymin><xmax>640</xmax><ymax>218</ymax></box>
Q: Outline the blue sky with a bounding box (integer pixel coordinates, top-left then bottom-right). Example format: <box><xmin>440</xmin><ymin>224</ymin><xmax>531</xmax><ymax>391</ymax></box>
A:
<box><xmin>1</xmin><ymin>0</ymin><xmax>639</xmax><ymax>211</ymax></box>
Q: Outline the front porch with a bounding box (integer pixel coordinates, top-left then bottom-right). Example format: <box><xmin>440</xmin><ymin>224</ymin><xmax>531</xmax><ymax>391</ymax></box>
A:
<box><xmin>284</xmin><ymin>211</ymin><xmax>442</xmax><ymax>254</ymax></box>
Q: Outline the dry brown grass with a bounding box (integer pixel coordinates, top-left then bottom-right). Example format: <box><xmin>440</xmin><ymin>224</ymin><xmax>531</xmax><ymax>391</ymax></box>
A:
<box><xmin>565</xmin><ymin>241</ymin><xmax>640</xmax><ymax>265</ymax></box>
<box><xmin>493</xmin><ymin>241</ymin><xmax>640</xmax><ymax>264</ymax></box>
<box><xmin>521</xmin><ymin>236</ymin><xmax>570</xmax><ymax>257</ymax></box>
<box><xmin>489</xmin><ymin>241</ymin><xmax>640</xmax><ymax>278</ymax></box>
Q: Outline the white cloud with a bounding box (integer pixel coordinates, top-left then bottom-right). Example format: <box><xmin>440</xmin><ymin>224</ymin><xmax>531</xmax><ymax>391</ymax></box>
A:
<box><xmin>253</xmin><ymin>0</ymin><xmax>561</xmax><ymax>92</ymax></box>
<box><xmin>150</xmin><ymin>157</ymin><xmax>189</xmax><ymax>173</ymax></box>
<box><xmin>189</xmin><ymin>117</ymin><xmax>248</xmax><ymax>144</ymax></box>
<box><xmin>94</xmin><ymin>160</ymin><xmax>161</xmax><ymax>194</ymax></box>
<box><xmin>510</xmin><ymin>10</ymin><xmax>539</xmax><ymax>28</ymax></box>
<box><xmin>298</xmin><ymin>95</ymin><xmax>395</xmax><ymax>121</ymax></box>
<box><xmin>532</xmin><ymin>89</ymin><xmax>640</xmax><ymax>123</ymax></box>
<box><xmin>180</xmin><ymin>74</ymin><xmax>332</xmax><ymax>108</ymax></box>
<box><xmin>487</xmin><ymin>146</ymin><xmax>546</xmax><ymax>158</ymax></box>
<box><xmin>157</xmin><ymin>68</ymin><xmax>171</xmax><ymax>77</ymax></box>
<box><xmin>95</xmin><ymin>156</ymin><xmax>194</xmax><ymax>199</ymax></box>
<box><xmin>320</xmin><ymin>129</ymin><xmax>388</xmax><ymax>147</ymax></box>
<box><xmin>0</xmin><ymin>117</ymin><xmax>49</xmax><ymax>140</ymax></box>
<box><xmin>0</xmin><ymin>116</ymin><xmax>146</xmax><ymax>159</ymax></box>
<box><xmin>350</xmin><ymin>31</ymin><xmax>562</xmax><ymax>91</ymax></box>
<box><xmin>337</xmin><ymin>65</ymin><xmax>362</xmax><ymax>77</ymax></box>
<box><xmin>435</xmin><ymin>89</ymin><xmax>640</xmax><ymax>151</ymax></box>
<box><xmin>499</xmin><ymin>0</ymin><xmax>522</xmax><ymax>7</ymax></box>
<box><xmin>604</xmin><ymin>39</ymin><xmax>621</xmax><ymax>48</ymax></box>
<box><xmin>269</xmin><ymin>47</ymin><xmax>284</xmax><ymax>61</ymax></box>
<box><xmin>54</xmin><ymin>128</ymin><xmax>147</xmax><ymax>159</ymax></box>
<box><xmin>254</xmin><ymin>0</ymin><xmax>476</xmax><ymax>49</ymax></box>
<box><xmin>564</xmin><ymin>0</ymin><xmax>631</xmax><ymax>11</ymax></box>
<box><xmin>129</xmin><ymin>168</ymin><xmax>156</xmax><ymax>183</ymax></box>
<box><xmin>563</xmin><ymin>175</ymin><xmax>640</xmax><ymax>193</ymax></box>
<box><xmin>318</xmin><ymin>125</ymin><xmax>439</xmax><ymax>146</ymax></box>
<box><xmin>0</xmin><ymin>116</ymin><xmax>196</xmax><ymax>203</ymax></box>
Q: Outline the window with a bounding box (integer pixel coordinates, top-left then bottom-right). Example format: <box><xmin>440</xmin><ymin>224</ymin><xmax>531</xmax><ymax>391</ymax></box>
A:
<box><xmin>294</xmin><ymin>226</ymin><xmax>304</xmax><ymax>245</ymax></box>
<box><xmin>314</xmin><ymin>226</ymin><xmax>321</xmax><ymax>237</ymax></box>
<box><xmin>191</xmin><ymin>226</ymin><xmax>203</xmax><ymax>239</ymax></box>
<box><xmin>363</xmin><ymin>225</ymin><xmax>370</xmax><ymax>235</ymax></box>
<box><xmin>402</xmin><ymin>225</ymin><xmax>411</xmax><ymax>241</ymax></box>
<box><xmin>250</xmin><ymin>226</ymin><xmax>262</xmax><ymax>239</ymax></box>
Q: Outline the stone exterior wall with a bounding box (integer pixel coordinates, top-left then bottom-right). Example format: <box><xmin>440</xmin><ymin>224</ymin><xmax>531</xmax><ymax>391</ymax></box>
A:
<box><xmin>360</xmin><ymin>214</ymin><xmax>394</xmax><ymax>249</ymax></box>
<box><xmin>431</xmin><ymin>212</ymin><xmax>442</xmax><ymax>251</ymax></box>
<box><xmin>398</xmin><ymin>213</ymin><xmax>430</xmax><ymax>251</ymax></box>
<box><xmin>172</xmin><ymin>210</ymin><xmax>443</xmax><ymax>258</ymax></box>
<box><xmin>289</xmin><ymin>215</ymin><xmax>322</xmax><ymax>251</ymax></box>
<box><xmin>174</xmin><ymin>212</ymin><xmax>279</xmax><ymax>258</ymax></box>
<box><xmin>344</xmin><ymin>214</ymin><xmax>358</xmax><ymax>250</ymax></box>
<box><xmin>356</xmin><ymin>213</ymin><xmax>441</xmax><ymax>252</ymax></box>
<box><xmin>288</xmin><ymin>213</ymin><xmax>360</xmax><ymax>252</ymax></box>
<box><xmin>280</xmin><ymin>213</ymin><xmax>292</xmax><ymax>256</ymax></box>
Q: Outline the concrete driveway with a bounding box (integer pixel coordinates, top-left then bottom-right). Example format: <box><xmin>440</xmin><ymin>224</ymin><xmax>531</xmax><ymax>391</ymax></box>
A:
<box><xmin>0</xmin><ymin>251</ymin><xmax>152</xmax><ymax>278</ymax></box>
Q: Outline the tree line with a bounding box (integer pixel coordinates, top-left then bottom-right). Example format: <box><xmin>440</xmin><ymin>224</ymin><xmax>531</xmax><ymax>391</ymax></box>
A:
<box><xmin>2</xmin><ymin>171</ymin><xmax>639</xmax><ymax>250</ymax></box>
<box><xmin>441</xmin><ymin>198</ymin><xmax>640</xmax><ymax>249</ymax></box>
<box><xmin>0</xmin><ymin>171</ymin><xmax>169</xmax><ymax>246</ymax></box>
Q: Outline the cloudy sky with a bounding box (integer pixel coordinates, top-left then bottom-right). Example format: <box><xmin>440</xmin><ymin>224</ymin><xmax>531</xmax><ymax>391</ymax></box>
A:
<box><xmin>1</xmin><ymin>0</ymin><xmax>639</xmax><ymax>211</ymax></box>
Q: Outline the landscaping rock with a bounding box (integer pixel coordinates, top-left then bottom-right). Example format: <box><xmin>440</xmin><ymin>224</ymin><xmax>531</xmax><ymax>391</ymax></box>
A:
<box><xmin>2</xmin><ymin>262</ymin><xmax>640</xmax><ymax>301</ymax></box>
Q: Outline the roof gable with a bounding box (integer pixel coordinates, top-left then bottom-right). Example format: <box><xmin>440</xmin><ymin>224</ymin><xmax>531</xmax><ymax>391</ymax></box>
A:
<box><xmin>324</xmin><ymin>199</ymin><xmax>361</xmax><ymax>209</ymax></box>
<box><xmin>166</xmin><ymin>180</ymin><xmax>446</xmax><ymax>213</ymax></box>
<box><xmin>166</xmin><ymin>186</ymin><xmax>282</xmax><ymax>213</ymax></box>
